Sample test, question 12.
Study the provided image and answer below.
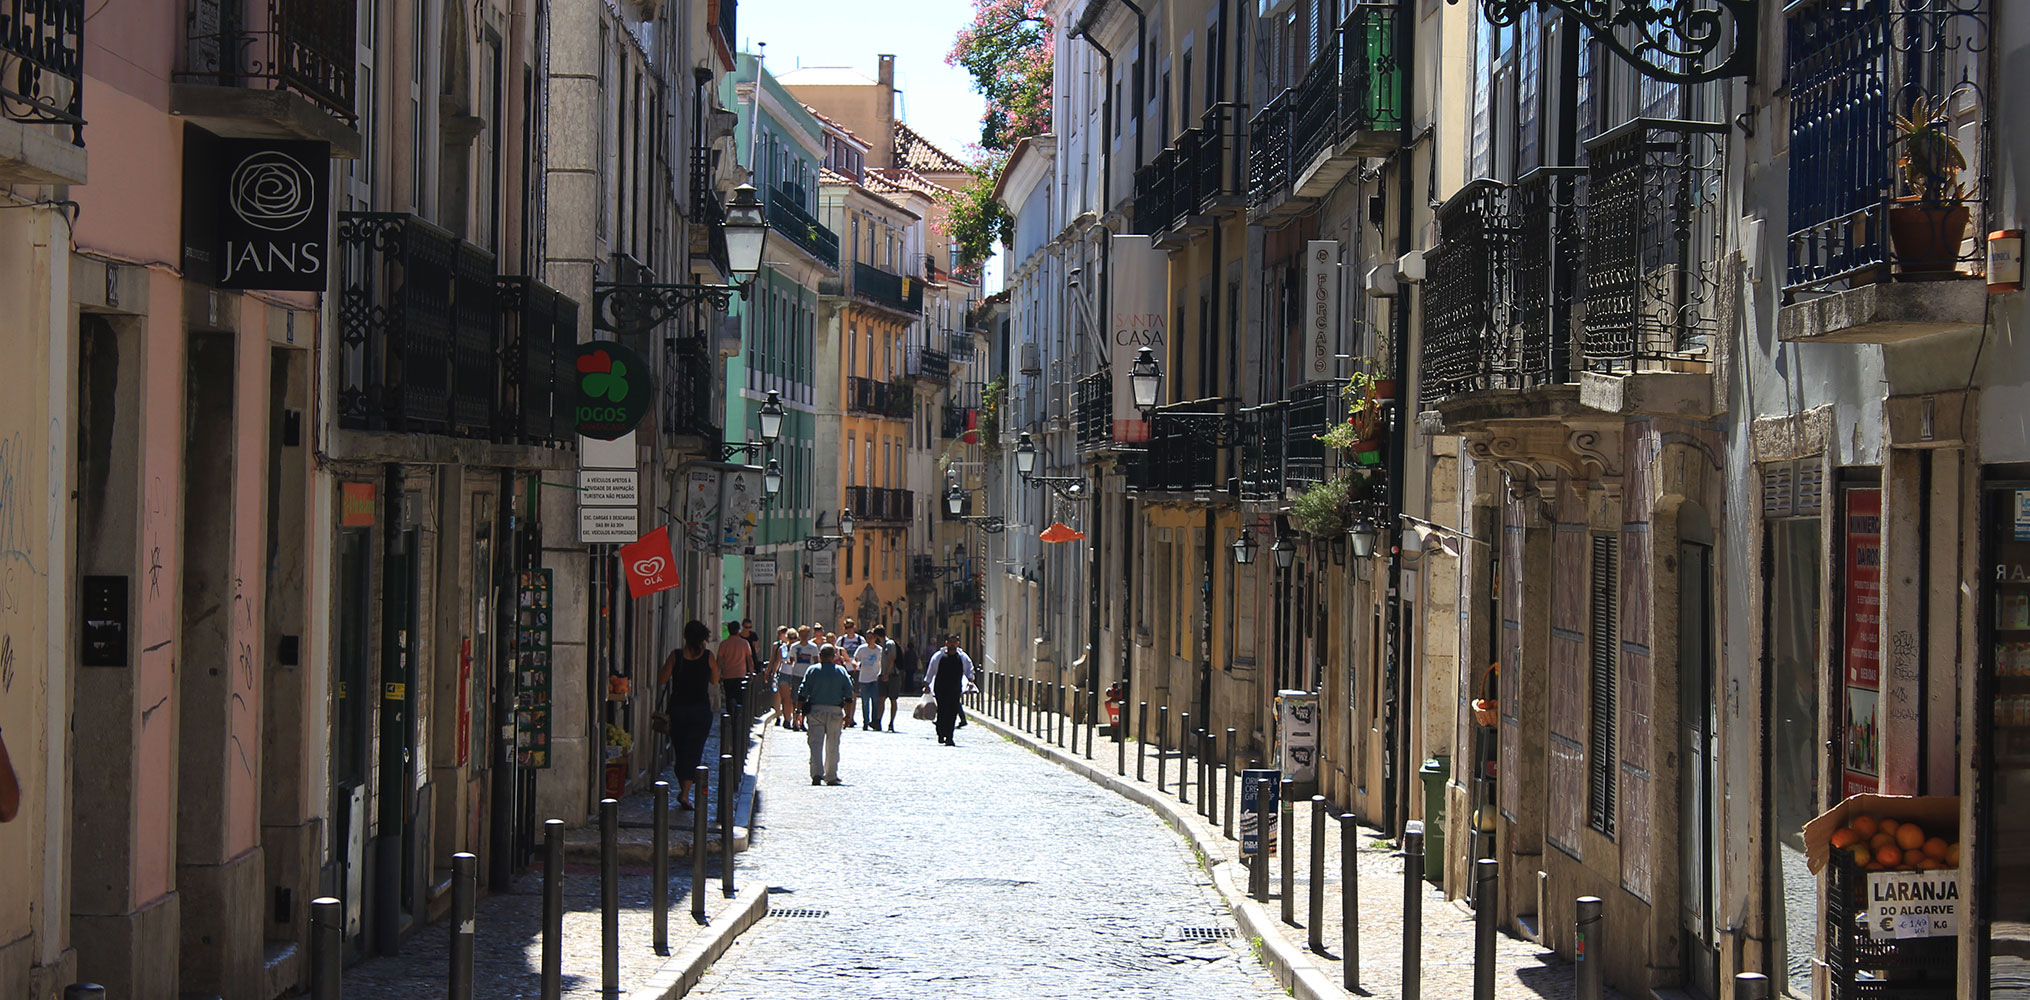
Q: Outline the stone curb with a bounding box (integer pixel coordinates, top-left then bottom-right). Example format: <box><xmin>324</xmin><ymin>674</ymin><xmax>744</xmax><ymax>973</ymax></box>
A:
<box><xmin>971</xmin><ymin>711</ymin><xmax>1347</xmax><ymax>1000</ymax></box>
<box><xmin>624</xmin><ymin>885</ymin><xmax>771</xmax><ymax>1000</ymax></box>
<box><xmin>564</xmin><ymin>717</ymin><xmax>772</xmax><ymax>863</ymax></box>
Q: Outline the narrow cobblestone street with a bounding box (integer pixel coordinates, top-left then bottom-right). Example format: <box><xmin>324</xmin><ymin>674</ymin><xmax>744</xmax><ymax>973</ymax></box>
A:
<box><xmin>691</xmin><ymin>714</ymin><xmax>1289</xmax><ymax>999</ymax></box>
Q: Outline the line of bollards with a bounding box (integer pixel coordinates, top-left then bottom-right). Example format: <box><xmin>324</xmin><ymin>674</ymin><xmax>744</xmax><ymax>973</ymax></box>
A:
<box><xmin>652</xmin><ymin>780</ymin><xmax>671</xmax><ymax>955</ymax></box>
<box><xmin>601</xmin><ymin>798</ymin><xmax>619</xmax><ymax>996</ymax></box>
<box><xmin>1473</xmin><ymin>858</ymin><xmax>1497</xmax><ymax>1000</ymax></box>
<box><xmin>1156</xmin><ymin>705</ymin><xmax>1170</xmax><ymax>793</ymax></box>
<box><xmin>1280</xmin><ymin>778</ymin><xmax>1296</xmax><ymax>925</ymax></box>
<box><xmin>1222</xmin><ymin>731</ymin><xmax>1237</xmax><ymax>841</ymax></box>
<box><xmin>1307</xmin><ymin>796</ymin><xmax>1326</xmax><ymax>953</ymax></box>
<box><xmin>691</xmin><ymin>764</ymin><xmax>709</xmax><ymax>922</ymax></box>
<box><xmin>719</xmin><ymin>752</ymin><xmax>736</xmax><ymax>897</ymax></box>
<box><xmin>1249</xmin><ymin>772</ymin><xmax>1273</xmax><ymax>901</ymax></box>
<box><xmin>1137</xmin><ymin>702</ymin><xmax>1149</xmax><ymax>781</ymax></box>
<box><xmin>1402</xmin><ymin>820</ymin><xmax>1425</xmax><ymax>1000</ymax></box>
<box><xmin>1116</xmin><ymin>699</ymin><xmax>1127</xmax><ymax>775</ymax></box>
<box><xmin>1340</xmin><ymin>812</ymin><xmax>1360</xmax><ymax>992</ymax></box>
<box><xmin>1177</xmin><ymin>712</ymin><xmax>1191</xmax><ymax>804</ymax></box>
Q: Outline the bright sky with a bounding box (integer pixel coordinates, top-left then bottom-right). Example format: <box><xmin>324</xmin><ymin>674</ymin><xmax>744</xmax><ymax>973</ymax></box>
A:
<box><xmin>734</xmin><ymin>0</ymin><xmax>989</xmax><ymax>161</ymax></box>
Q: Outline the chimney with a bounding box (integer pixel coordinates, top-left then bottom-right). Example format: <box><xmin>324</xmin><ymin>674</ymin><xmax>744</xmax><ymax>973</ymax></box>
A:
<box><xmin>878</xmin><ymin>54</ymin><xmax>895</xmax><ymax>89</ymax></box>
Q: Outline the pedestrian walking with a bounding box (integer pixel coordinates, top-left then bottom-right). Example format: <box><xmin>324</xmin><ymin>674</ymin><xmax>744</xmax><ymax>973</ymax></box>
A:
<box><xmin>797</xmin><ymin>644</ymin><xmax>855</xmax><ymax>785</ymax></box>
<box><xmin>836</xmin><ymin>619</ymin><xmax>864</xmax><ymax>727</ymax></box>
<box><xmin>852</xmin><ymin>626</ymin><xmax>888</xmax><ymax>730</ymax></box>
<box><xmin>717</xmin><ymin>621</ymin><xmax>753</xmax><ymax>723</ymax></box>
<box><xmin>781</xmin><ymin>626</ymin><xmax>820</xmax><ymax>730</ymax></box>
<box><xmin>657</xmin><ymin>620</ymin><xmax>719</xmax><ymax>809</ymax></box>
<box><xmin>770</xmin><ymin>626</ymin><xmax>796</xmax><ymax>726</ymax></box>
<box><xmin>880</xmin><ymin>633</ymin><xmax>913</xmax><ymax>731</ymax></box>
<box><xmin>923</xmin><ymin>634</ymin><xmax>976</xmax><ymax>746</ymax></box>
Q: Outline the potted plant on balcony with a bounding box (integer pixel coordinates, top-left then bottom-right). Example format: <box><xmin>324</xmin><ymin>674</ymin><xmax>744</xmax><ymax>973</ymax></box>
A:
<box><xmin>1317</xmin><ymin>366</ymin><xmax>1387</xmax><ymax>466</ymax></box>
<box><xmin>1888</xmin><ymin>94</ymin><xmax>1972</xmax><ymax>279</ymax></box>
<box><xmin>1292</xmin><ymin>475</ymin><xmax>1353</xmax><ymax>538</ymax></box>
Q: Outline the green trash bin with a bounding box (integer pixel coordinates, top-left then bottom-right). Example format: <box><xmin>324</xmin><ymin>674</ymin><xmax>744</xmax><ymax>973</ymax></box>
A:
<box><xmin>1419</xmin><ymin>754</ymin><xmax>1450</xmax><ymax>888</ymax></box>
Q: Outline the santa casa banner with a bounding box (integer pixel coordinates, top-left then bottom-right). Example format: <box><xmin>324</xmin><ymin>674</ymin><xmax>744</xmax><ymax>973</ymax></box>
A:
<box><xmin>181</xmin><ymin>127</ymin><xmax>332</xmax><ymax>291</ymax></box>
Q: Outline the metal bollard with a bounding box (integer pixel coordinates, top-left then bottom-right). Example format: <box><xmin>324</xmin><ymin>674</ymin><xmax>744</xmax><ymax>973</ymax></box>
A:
<box><xmin>1308</xmin><ymin>796</ymin><xmax>1327</xmax><ymax>953</ymax></box>
<box><xmin>1734</xmin><ymin>973</ymin><xmax>1771</xmax><ymax>1000</ymax></box>
<box><xmin>1280</xmin><ymin>779</ymin><xmax>1296</xmax><ymax>925</ymax></box>
<box><xmin>1223</xmin><ymin>731</ymin><xmax>1238</xmax><ymax>840</ymax></box>
<box><xmin>310</xmin><ymin>896</ymin><xmax>341</xmax><ymax>1000</ymax></box>
<box><xmin>600</xmin><ymin>798</ymin><xmax>619</xmax><ymax>997</ymax></box>
<box><xmin>542</xmin><ymin>819</ymin><xmax>564</xmax><ymax>1000</ymax></box>
<box><xmin>691</xmin><ymin>765</ymin><xmax>709</xmax><ymax>921</ymax></box>
<box><xmin>62</xmin><ymin>986</ymin><xmax>105</xmax><ymax>1000</ymax></box>
<box><xmin>1085</xmin><ymin>689</ymin><xmax>1095</xmax><ymax>760</ymax></box>
<box><xmin>720</xmin><ymin>752</ymin><xmax>736</xmax><ymax>897</ymax></box>
<box><xmin>653</xmin><ymin>780</ymin><xmax>671</xmax><ymax>955</ymax></box>
<box><xmin>1137</xmin><ymin>702</ymin><xmax>1149</xmax><ymax>781</ymax></box>
<box><xmin>1474</xmin><ymin>858</ymin><xmax>1498</xmax><ymax>1000</ymax></box>
<box><xmin>1576</xmin><ymin>895</ymin><xmax>1603</xmax><ymax>1000</ymax></box>
<box><xmin>451</xmin><ymin>852</ymin><xmax>476</xmax><ymax>1000</ymax></box>
<box><xmin>1199</xmin><ymin>730</ymin><xmax>1212</xmax><ymax>818</ymax></box>
<box><xmin>1157</xmin><ymin>705</ymin><xmax>1170</xmax><ymax>792</ymax></box>
<box><xmin>1249</xmin><ymin>773</ymin><xmax>1273</xmax><ymax>901</ymax></box>
<box><xmin>1403</xmin><ymin>821</ymin><xmax>1425</xmax><ymax>1000</ymax></box>
<box><xmin>1340</xmin><ymin>814</ymin><xmax>1361</xmax><ymax>992</ymax></box>
<box><xmin>1178</xmin><ymin>713</ymin><xmax>1191</xmax><ymax>804</ymax></box>
<box><xmin>1070</xmin><ymin>688</ymin><xmax>1081</xmax><ymax>755</ymax></box>
<box><xmin>1057</xmin><ymin>684</ymin><xmax>1067</xmax><ymax>747</ymax></box>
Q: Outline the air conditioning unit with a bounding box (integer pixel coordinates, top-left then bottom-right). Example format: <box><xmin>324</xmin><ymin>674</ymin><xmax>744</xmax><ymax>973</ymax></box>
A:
<box><xmin>1365</xmin><ymin>262</ymin><xmax>1400</xmax><ymax>298</ymax></box>
<box><xmin>1020</xmin><ymin>342</ymin><xmax>1042</xmax><ymax>375</ymax></box>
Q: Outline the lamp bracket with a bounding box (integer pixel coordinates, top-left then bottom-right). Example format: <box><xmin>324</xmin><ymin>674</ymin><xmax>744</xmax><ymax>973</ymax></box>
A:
<box><xmin>593</xmin><ymin>281</ymin><xmax>743</xmax><ymax>337</ymax></box>
<box><xmin>1469</xmin><ymin>0</ymin><xmax>1756</xmax><ymax>84</ymax></box>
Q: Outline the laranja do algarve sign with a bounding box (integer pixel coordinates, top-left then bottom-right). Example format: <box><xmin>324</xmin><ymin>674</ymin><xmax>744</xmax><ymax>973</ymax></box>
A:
<box><xmin>572</xmin><ymin>341</ymin><xmax>654</xmax><ymax>440</ymax></box>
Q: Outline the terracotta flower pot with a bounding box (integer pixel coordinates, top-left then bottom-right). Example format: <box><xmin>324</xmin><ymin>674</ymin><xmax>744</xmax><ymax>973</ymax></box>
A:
<box><xmin>1888</xmin><ymin>201</ymin><xmax>1972</xmax><ymax>279</ymax></box>
<box><xmin>1368</xmin><ymin>378</ymin><xmax>1397</xmax><ymax>402</ymax></box>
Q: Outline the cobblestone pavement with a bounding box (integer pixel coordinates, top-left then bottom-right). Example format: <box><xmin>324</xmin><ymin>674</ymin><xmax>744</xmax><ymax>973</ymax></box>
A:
<box><xmin>971</xmin><ymin>695</ymin><xmax>1631</xmax><ymax>1000</ymax></box>
<box><xmin>689</xmin><ymin>713</ymin><xmax>1289</xmax><ymax>1000</ymax></box>
<box><xmin>343</xmin><ymin>720</ymin><xmax>761</xmax><ymax>999</ymax></box>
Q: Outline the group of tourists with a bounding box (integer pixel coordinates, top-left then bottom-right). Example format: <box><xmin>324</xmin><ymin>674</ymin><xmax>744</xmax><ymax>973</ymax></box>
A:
<box><xmin>656</xmin><ymin>616</ymin><xmax>978</xmax><ymax>798</ymax></box>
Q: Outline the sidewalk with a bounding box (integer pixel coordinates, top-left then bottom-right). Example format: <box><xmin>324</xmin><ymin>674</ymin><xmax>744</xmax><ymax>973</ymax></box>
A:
<box><xmin>969</xmin><ymin>695</ymin><xmax>1628</xmax><ymax>1000</ymax></box>
<box><xmin>340</xmin><ymin>716</ymin><xmax>771</xmax><ymax>1000</ymax></box>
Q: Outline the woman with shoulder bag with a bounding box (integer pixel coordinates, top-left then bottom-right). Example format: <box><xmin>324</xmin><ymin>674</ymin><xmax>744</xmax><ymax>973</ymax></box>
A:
<box><xmin>658</xmin><ymin>620</ymin><xmax>719</xmax><ymax>810</ymax></box>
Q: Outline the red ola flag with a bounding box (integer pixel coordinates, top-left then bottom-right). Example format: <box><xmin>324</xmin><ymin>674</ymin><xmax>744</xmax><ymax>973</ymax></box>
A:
<box><xmin>620</xmin><ymin>525</ymin><xmax>679</xmax><ymax>598</ymax></box>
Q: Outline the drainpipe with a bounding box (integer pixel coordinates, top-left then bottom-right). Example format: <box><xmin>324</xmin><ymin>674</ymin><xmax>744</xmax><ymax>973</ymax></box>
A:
<box><xmin>1118</xmin><ymin>0</ymin><xmax>1148</xmax><ymax>174</ymax></box>
<box><xmin>1071</xmin><ymin>20</ymin><xmax>1118</xmax><ymax>707</ymax></box>
<box><xmin>1382</xmin><ymin>0</ymin><xmax>1418</xmax><ymax>838</ymax></box>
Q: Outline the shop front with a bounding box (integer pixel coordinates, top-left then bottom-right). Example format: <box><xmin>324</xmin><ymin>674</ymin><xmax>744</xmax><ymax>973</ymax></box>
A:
<box><xmin>1979</xmin><ymin>477</ymin><xmax>2030</xmax><ymax>995</ymax></box>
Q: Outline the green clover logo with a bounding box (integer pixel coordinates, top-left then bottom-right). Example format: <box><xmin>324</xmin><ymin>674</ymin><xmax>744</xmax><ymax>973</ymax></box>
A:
<box><xmin>576</xmin><ymin>349</ymin><xmax>630</xmax><ymax>402</ymax></box>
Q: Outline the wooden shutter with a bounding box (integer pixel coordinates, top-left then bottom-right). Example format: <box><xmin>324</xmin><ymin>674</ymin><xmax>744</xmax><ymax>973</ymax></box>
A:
<box><xmin>1588</xmin><ymin>532</ymin><xmax>1619</xmax><ymax>835</ymax></box>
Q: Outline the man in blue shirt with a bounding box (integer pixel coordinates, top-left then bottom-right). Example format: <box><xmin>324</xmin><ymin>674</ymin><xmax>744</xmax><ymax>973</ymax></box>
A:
<box><xmin>797</xmin><ymin>644</ymin><xmax>856</xmax><ymax>785</ymax></box>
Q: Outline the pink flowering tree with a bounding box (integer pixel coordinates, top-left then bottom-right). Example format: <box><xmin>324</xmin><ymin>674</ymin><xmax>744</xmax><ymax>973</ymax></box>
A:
<box><xmin>943</xmin><ymin>0</ymin><xmax>1052</xmax><ymax>267</ymax></box>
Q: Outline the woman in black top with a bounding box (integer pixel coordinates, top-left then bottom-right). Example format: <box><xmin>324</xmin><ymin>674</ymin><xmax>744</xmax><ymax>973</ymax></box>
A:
<box><xmin>658</xmin><ymin>620</ymin><xmax>719</xmax><ymax>809</ymax></box>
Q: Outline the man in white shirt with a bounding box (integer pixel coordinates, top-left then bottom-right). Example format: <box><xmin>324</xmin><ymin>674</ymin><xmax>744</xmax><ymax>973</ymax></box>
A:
<box><xmin>836</xmin><ymin>619</ymin><xmax>865</xmax><ymax>727</ymax></box>
<box><xmin>852</xmin><ymin>625</ymin><xmax>889</xmax><ymax>730</ymax></box>
<box><xmin>923</xmin><ymin>634</ymin><xmax>976</xmax><ymax>746</ymax></box>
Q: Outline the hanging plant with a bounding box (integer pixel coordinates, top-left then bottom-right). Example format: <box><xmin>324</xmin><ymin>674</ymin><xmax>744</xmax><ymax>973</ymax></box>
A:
<box><xmin>1291</xmin><ymin>476</ymin><xmax>1353</xmax><ymax>537</ymax></box>
<box><xmin>979</xmin><ymin>377</ymin><xmax>1008</xmax><ymax>455</ymax></box>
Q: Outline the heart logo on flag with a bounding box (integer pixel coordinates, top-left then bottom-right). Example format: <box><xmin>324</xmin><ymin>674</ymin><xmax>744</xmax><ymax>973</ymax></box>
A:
<box><xmin>633</xmin><ymin>556</ymin><xmax>667</xmax><ymax>579</ymax></box>
<box><xmin>620</xmin><ymin>526</ymin><xmax>679</xmax><ymax>598</ymax></box>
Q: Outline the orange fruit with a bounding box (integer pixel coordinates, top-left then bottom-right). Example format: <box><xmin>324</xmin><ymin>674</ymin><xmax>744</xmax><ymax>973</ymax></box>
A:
<box><xmin>1948</xmin><ymin>844</ymin><xmax>1961</xmax><ymax>867</ymax></box>
<box><xmin>1897</xmin><ymin>824</ymin><xmax>1926</xmax><ymax>850</ymax></box>
<box><xmin>1831</xmin><ymin>828</ymin><xmax>1861</xmax><ymax>849</ymax></box>
<box><xmin>1871</xmin><ymin>832</ymin><xmax>1897</xmax><ymax>851</ymax></box>
<box><xmin>1880</xmin><ymin>818</ymin><xmax>1901</xmax><ymax>835</ymax></box>
<box><xmin>1851</xmin><ymin>816</ymin><xmax>1879</xmax><ymax>837</ymax></box>
<box><xmin>1902</xmin><ymin>849</ymin><xmax>1926</xmax><ymax>867</ymax></box>
<box><xmin>1875</xmin><ymin>844</ymin><xmax>1903</xmax><ymax>866</ymax></box>
<box><xmin>1923</xmin><ymin>837</ymin><xmax>1949</xmax><ymax>860</ymax></box>
<box><xmin>1852</xmin><ymin>846</ymin><xmax>1873</xmax><ymax>867</ymax></box>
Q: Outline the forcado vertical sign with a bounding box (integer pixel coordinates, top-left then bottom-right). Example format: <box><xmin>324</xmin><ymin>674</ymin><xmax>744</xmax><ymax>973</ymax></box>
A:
<box><xmin>181</xmin><ymin>127</ymin><xmax>332</xmax><ymax>291</ymax></box>
<box><xmin>1306</xmin><ymin>241</ymin><xmax>1340</xmax><ymax>380</ymax></box>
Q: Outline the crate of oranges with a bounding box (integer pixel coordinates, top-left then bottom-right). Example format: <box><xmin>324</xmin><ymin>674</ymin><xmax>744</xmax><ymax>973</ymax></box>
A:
<box><xmin>1803</xmin><ymin>794</ymin><xmax>1960</xmax><ymax>876</ymax></box>
<box><xmin>1804</xmin><ymin>795</ymin><xmax>1960</xmax><ymax>998</ymax></box>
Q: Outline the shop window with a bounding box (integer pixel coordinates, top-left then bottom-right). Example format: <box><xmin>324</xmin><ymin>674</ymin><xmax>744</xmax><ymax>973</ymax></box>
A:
<box><xmin>1766</xmin><ymin>512</ymin><xmax>1823</xmax><ymax>997</ymax></box>
<box><xmin>1588</xmin><ymin>532</ymin><xmax>1619</xmax><ymax>836</ymax></box>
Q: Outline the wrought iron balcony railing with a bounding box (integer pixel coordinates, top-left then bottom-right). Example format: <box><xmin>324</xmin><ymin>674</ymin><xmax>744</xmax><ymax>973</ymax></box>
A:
<box><xmin>1511</xmin><ymin>166</ymin><xmax>1587</xmax><ymax>388</ymax></box>
<box><xmin>338</xmin><ymin>213</ymin><xmax>482</xmax><ymax>437</ymax></box>
<box><xmin>1237</xmin><ymin>399</ymin><xmax>1288</xmax><ymax>501</ymax></box>
<box><xmin>1126</xmin><ymin>406</ymin><xmax>1230</xmax><ymax>494</ymax></box>
<box><xmin>1250</xmin><ymin>3</ymin><xmax>1402</xmax><ymax>206</ymax></box>
<box><xmin>766</xmin><ymin>188</ymin><xmax>840</xmax><ymax>269</ymax></box>
<box><xmin>1420</xmin><ymin>181</ymin><xmax>1513</xmax><ymax>406</ymax></box>
<box><xmin>1132</xmin><ymin>148</ymin><xmax>1175</xmax><ymax>237</ymax></box>
<box><xmin>907</xmin><ymin>344</ymin><xmax>952</xmax><ymax>383</ymax></box>
<box><xmin>452</xmin><ymin>242</ymin><xmax>498</xmax><ymax>437</ymax></box>
<box><xmin>1075</xmin><ymin>371</ymin><xmax>1112</xmax><ymax>451</ymax></box>
<box><xmin>1135</xmin><ymin>105</ymin><xmax>1242</xmax><ymax>236</ymax></box>
<box><xmin>2</xmin><ymin>0</ymin><xmax>85</xmax><ymax>145</ymax></box>
<box><xmin>945</xmin><ymin>331</ymin><xmax>978</xmax><ymax>362</ymax></box>
<box><xmin>496</xmin><ymin>276</ymin><xmax>578</xmax><ymax>446</ymax></box>
<box><xmin>1580</xmin><ymin>118</ymin><xmax>1725</xmax><ymax>371</ymax></box>
<box><xmin>852</xmin><ymin>261</ymin><xmax>924</xmax><ymax>315</ymax></box>
<box><xmin>847</xmin><ymin>375</ymin><xmax>912</xmax><ymax>419</ymax></box>
<box><xmin>942</xmin><ymin>405</ymin><xmax>973</xmax><ymax>440</ymax></box>
<box><xmin>846</xmin><ymin>485</ymin><xmax>914</xmax><ymax>524</ymax></box>
<box><xmin>1284</xmin><ymin>378</ymin><xmax>1347</xmax><ymax>489</ymax></box>
<box><xmin>179</xmin><ymin>0</ymin><xmax>356</xmax><ymax>121</ymax></box>
<box><xmin>662</xmin><ymin>332</ymin><xmax>720</xmax><ymax>442</ymax></box>
<box><xmin>1785</xmin><ymin>0</ymin><xmax>1989</xmax><ymax>293</ymax></box>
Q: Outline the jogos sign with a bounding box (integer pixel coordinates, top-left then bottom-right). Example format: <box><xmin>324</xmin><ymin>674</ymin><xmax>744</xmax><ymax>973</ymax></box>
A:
<box><xmin>572</xmin><ymin>341</ymin><xmax>654</xmax><ymax>440</ymax></box>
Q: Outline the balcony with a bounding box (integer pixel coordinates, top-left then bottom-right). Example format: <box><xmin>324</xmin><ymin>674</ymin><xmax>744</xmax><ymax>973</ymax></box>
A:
<box><xmin>851</xmin><ymin>261</ymin><xmax>924</xmax><ymax>316</ymax></box>
<box><xmin>910</xmin><ymin>554</ymin><xmax>937</xmax><ymax>590</ymax></box>
<box><xmin>907</xmin><ymin>344</ymin><xmax>952</xmax><ymax>383</ymax></box>
<box><xmin>1780</xmin><ymin>0</ymin><xmax>1990</xmax><ymax>344</ymax></box>
<box><xmin>1238</xmin><ymin>399</ymin><xmax>1288</xmax><ymax>502</ymax></box>
<box><xmin>338</xmin><ymin>212</ymin><xmax>507</xmax><ymax>439</ymax></box>
<box><xmin>662</xmin><ymin>332</ymin><xmax>721</xmax><ymax>443</ymax></box>
<box><xmin>1249</xmin><ymin>3</ymin><xmax>1402</xmax><ymax>223</ymax></box>
<box><xmin>846</xmin><ymin>485</ymin><xmax>914</xmax><ymax>525</ymax></box>
<box><xmin>0</xmin><ymin>0</ymin><xmax>86</xmax><ymax>183</ymax></box>
<box><xmin>765</xmin><ymin>189</ymin><xmax>840</xmax><ymax>270</ymax></box>
<box><xmin>1074</xmin><ymin>371</ymin><xmax>1112</xmax><ymax>452</ymax></box>
<box><xmin>1284</xmin><ymin>379</ymin><xmax>1349</xmax><ymax>490</ymax></box>
<box><xmin>1419</xmin><ymin>181</ymin><xmax>1513</xmax><ymax>410</ymax></box>
<box><xmin>172</xmin><ymin>0</ymin><xmax>360</xmax><ymax>157</ymax></box>
<box><xmin>496</xmin><ymin>277</ymin><xmax>578</xmax><ymax>446</ymax></box>
<box><xmin>1135</xmin><ymin>105</ymin><xmax>1242</xmax><ymax>243</ymax></box>
<box><xmin>1579</xmin><ymin>119</ymin><xmax>1725</xmax><ymax>375</ymax></box>
<box><xmin>942</xmin><ymin>405</ymin><xmax>974</xmax><ymax>440</ymax></box>
<box><xmin>1511</xmin><ymin>166</ymin><xmax>1587</xmax><ymax>388</ymax></box>
<box><xmin>847</xmin><ymin>376</ymin><xmax>912</xmax><ymax>420</ymax></box>
<box><xmin>944</xmin><ymin>331</ymin><xmax>978</xmax><ymax>362</ymax></box>
<box><xmin>1126</xmin><ymin>405</ymin><xmax>1229</xmax><ymax>495</ymax></box>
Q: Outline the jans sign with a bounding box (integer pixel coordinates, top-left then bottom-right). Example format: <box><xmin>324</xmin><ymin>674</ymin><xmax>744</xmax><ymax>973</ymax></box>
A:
<box><xmin>572</xmin><ymin>341</ymin><xmax>654</xmax><ymax>440</ymax></box>
<box><xmin>182</xmin><ymin>128</ymin><xmax>331</xmax><ymax>291</ymax></box>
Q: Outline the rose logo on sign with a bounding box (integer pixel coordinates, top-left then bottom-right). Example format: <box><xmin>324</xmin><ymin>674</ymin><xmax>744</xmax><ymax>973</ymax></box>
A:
<box><xmin>230</xmin><ymin>152</ymin><xmax>318</xmax><ymax>231</ymax></box>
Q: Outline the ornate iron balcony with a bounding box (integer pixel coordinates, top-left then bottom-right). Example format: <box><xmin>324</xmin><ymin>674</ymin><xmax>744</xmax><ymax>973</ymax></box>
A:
<box><xmin>907</xmin><ymin>344</ymin><xmax>952</xmax><ymax>383</ymax></box>
<box><xmin>765</xmin><ymin>188</ymin><xmax>840</xmax><ymax>269</ymax></box>
<box><xmin>1126</xmin><ymin>406</ymin><xmax>1232</xmax><ymax>494</ymax></box>
<box><xmin>496</xmin><ymin>276</ymin><xmax>578</xmax><ymax>446</ymax></box>
<box><xmin>1251</xmin><ymin>4</ymin><xmax>1402</xmax><ymax>206</ymax></box>
<box><xmin>847</xmin><ymin>375</ymin><xmax>912</xmax><ymax>419</ymax></box>
<box><xmin>941</xmin><ymin>405</ymin><xmax>973</xmax><ymax>440</ymax></box>
<box><xmin>1511</xmin><ymin>166</ymin><xmax>1587</xmax><ymax>388</ymax></box>
<box><xmin>1</xmin><ymin>0</ymin><xmax>85</xmax><ymax>145</ymax></box>
<box><xmin>1419</xmin><ymin>181</ymin><xmax>1513</xmax><ymax>406</ymax></box>
<box><xmin>1284</xmin><ymin>379</ymin><xmax>1347</xmax><ymax>490</ymax></box>
<box><xmin>1238</xmin><ymin>399</ymin><xmax>1289</xmax><ymax>501</ymax></box>
<box><xmin>1581</xmin><ymin>118</ymin><xmax>1726</xmax><ymax>371</ymax></box>
<box><xmin>1133</xmin><ymin>150</ymin><xmax>1174</xmax><ymax>237</ymax></box>
<box><xmin>852</xmin><ymin>261</ymin><xmax>924</xmax><ymax>315</ymax></box>
<box><xmin>661</xmin><ymin>332</ymin><xmax>720</xmax><ymax>442</ymax></box>
<box><xmin>338</xmin><ymin>213</ymin><xmax>470</xmax><ymax>436</ymax></box>
<box><xmin>846</xmin><ymin>485</ymin><xmax>914</xmax><ymax>524</ymax></box>
<box><xmin>1074</xmin><ymin>371</ymin><xmax>1112</xmax><ymax>452</ymax></box>
<box><xmin>179</xmin><ymin>0</ymin><xmax>356</xmax><ymax>121</ymax></box>
<box><xmin>1246</xmin><ymin>90</ymin><xmax>1293</xmax><ymax>208</ymax></box>
<box><xmin>1785</xmin><ymin>0</ymin><xmax>1989</xmax><ymax>294</ymax></box>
